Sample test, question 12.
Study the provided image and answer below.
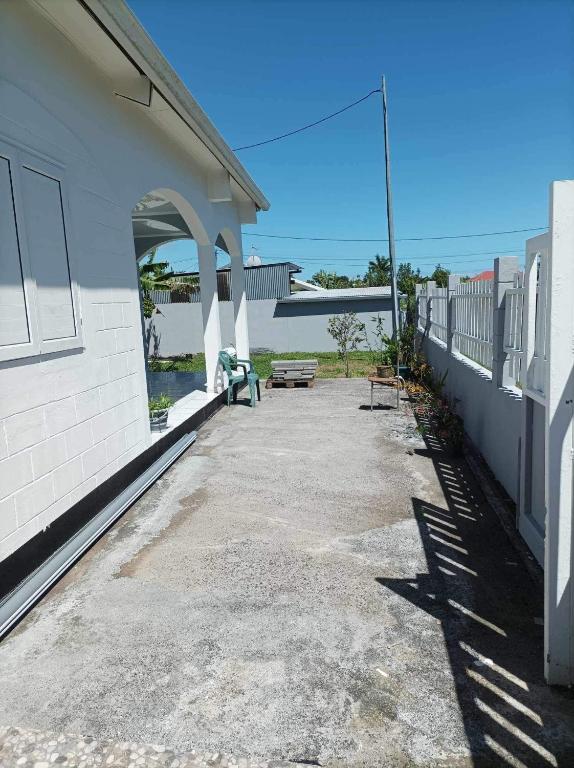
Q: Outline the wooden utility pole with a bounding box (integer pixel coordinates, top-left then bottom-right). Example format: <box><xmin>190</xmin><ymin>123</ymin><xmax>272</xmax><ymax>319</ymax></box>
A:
<box><xmin>381</xmin><ymin>75</ymin><xmax>401</xmax><ymax>407</ymax></box>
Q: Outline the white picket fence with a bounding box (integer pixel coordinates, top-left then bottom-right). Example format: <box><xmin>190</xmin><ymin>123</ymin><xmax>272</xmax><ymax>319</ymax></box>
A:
<box><xmin>452</xmin><ymin>279</ymin><xmax>494</xmax><ymax>370</ymax></box>
<box><xmin>503</xmin><ymin>272</ymin><xmax>525</xmax><ymax>387</ymax></box>
<box><xmin>417</xmin><ymin>278</ymin><xmax>495</xmax><ymax>373</ymax></box>
<box><xmin>417</xmin><ymin>273</ymin><xmax>539</xmax><ymax>384</ymax></box>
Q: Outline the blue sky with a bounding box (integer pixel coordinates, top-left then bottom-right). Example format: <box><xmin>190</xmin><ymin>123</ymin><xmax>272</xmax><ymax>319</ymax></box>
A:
<box><xmin>130</xmin><ymin>0</ymin><xmax>573</xmax><ymax>280</ymax></box>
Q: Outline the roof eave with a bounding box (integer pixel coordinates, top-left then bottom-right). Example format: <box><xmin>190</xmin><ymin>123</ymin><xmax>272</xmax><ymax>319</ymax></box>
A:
<box><xmin>82</xmin><ymin>0</ymin><xmax>270</xmax><ymax>211</ymax></box>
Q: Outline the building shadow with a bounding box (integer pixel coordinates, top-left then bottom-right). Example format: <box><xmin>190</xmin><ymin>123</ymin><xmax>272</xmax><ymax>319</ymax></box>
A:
<box><xmin>377</xmin><ymin>430</ymin><xmax>574</xmax><ymax>766</ymax></box>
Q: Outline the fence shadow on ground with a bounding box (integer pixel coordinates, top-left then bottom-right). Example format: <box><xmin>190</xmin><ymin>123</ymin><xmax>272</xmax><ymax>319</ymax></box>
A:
<box><xmin>377</xmin><ymin>427</ymin><xmax>574</xmax><ymax>766</ymax></box>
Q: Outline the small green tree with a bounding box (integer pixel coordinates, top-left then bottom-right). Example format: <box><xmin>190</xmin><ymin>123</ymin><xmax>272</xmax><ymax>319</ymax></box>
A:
<box><xmin>430</xmin><ymin>263</ymin><xmax>450</xmax><ymax>288</ymax></box>
<box><xmin>327</xmin><ymin>311</ymin><xmax>366</xmax><ymax>377</ymax></box>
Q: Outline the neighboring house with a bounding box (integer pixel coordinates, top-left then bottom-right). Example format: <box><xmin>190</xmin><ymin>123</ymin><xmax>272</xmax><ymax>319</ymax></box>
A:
<box><xmin>146</xmin><ymin>271</ymin><xmax>399</xmax><ymax>355</ymax></box>
<box><xmin>468</xmin><ymin>269</ymin><xmax>495</xmax><ymax>282</ymax></box>
<box><xmin>0</xmin><ymin>1</ymin><xmax>268</xmax><ymax>573</ymax></box>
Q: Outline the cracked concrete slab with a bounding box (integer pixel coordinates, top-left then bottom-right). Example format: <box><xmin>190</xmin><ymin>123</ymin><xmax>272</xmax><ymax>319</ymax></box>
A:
<box><xmin>0</xmin><ymin>379</ymin><xmax>573</xmax><ymax>766</ymax></box>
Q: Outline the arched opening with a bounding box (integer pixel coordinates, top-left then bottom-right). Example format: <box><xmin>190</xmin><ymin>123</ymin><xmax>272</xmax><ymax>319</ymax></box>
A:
<box><xmin>131</xmin><ymin>189</ymin><xmax>226</xmax><ymax>440</ymax></box>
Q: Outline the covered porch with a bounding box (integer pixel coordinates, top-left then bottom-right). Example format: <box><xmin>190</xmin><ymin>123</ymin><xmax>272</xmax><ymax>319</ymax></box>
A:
<box><xmin>133</xmin><ymin>191</ymin><xmax>254</xmax><ymax>442</ymax></box>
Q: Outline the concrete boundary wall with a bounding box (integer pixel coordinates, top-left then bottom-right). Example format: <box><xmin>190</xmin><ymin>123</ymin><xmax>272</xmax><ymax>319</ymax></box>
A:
<box><xmin>419</xmin><ymin>334</ymin><xmax>523</xmax><ymax>503</ymax></box>
<box><xmin>146</xmin><ymin>298</ymin><xmax>395</xmax><ymax>355</ymax></box>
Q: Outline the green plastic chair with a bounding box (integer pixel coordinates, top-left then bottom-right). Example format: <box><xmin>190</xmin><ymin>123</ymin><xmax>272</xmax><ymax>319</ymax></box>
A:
<box><xmin>218</xmin><ymin>350</ymin><xmax>261</xmax><ymax>407</ymax></box>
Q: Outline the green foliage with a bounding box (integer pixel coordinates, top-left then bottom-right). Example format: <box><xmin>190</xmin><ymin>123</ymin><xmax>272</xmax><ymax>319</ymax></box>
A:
<box><xmin>399</xmin><ymin>323</ymin><xmax>415</xmax><ymax>366</ymax></box>
<box><xmin>367</xmin><ymin>314</ymin><xmax>396</xmax><ymax>366</ymax></box>
<box><xmin>365</xmin><ymin>254</ymin><xmax>391</xmax><ymax>287</ymax></box>
<box><xmin>310</xmin><ymin>270</ymin><xmax>363</xmax><ymax>289</ymax></box>
<box><xmin>430</xmin><ymin>263</ymin><xmax>450</xmax><ymax>288</ymax></box>
<box><xmin>396</xmin><ymin>263</ymin><xmax>422</xmax><ymax>297</ymax></box>
<box><xmin>148</xmin><ymin>393</ymin><xmax>174</xmax><ymax>414</ymax></box>
<box><xmin>327</xmin><ymin>312</ymin><xmax>367</xmax><ymax>377</ymax></box>
<box><xmin>139</xmin><ymin>248</ymin><xmax>200</xmax><ymax>318</ymax></box>
<box><xmin>408</xmin><ymin>353</ymin><xmax>463</xmax><ymax>453</ymax></box>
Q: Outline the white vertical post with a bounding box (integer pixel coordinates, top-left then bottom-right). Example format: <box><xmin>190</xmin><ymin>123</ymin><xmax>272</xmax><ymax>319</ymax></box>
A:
<box><xmin>230</xmin><ymin>252</ymin><xmax>250</xmax><ymax>360</ymax></box>
<box><xmin>198</xmin><ymin>244</ymin><xmax>223</xmax><ymax>393</ymax></box>
<box><xmin>492</xmin><ymin>256</ymin><xmax>519</xmax><ymax>388</ymax></box>
<box><xmin>545</xmin><ymin>180</ymin><xmax>574</xmax><ymax>685</ymax></box>
<box><xmin>426</xmin><ymin>281</ymin><xmax>436</xmax><ymax>336</ymax></box>
<box><xmin>415</xmin><ymin>283</ymin><xmax>422</xmax><ymax>330</ymax></box>
<box><xmin>447</xmin><ymin>275</ymin><xmax>460</xmax><ymax>355</ymax></box>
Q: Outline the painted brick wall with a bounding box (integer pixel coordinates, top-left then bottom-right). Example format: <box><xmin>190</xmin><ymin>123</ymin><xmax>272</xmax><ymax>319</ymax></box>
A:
<box><xmin>0</xmin><ymin>296</ymin><xmax>148</xmax><ymax>561</ymax></box>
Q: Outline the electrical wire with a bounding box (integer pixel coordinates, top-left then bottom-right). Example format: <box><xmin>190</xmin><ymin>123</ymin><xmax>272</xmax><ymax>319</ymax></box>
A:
<box><xmin>232</xmin><ymin>90</ymin><xmax>381</xmax><ymax>151</ymax></box>
<box><xmin>166</xmin><ymin>247</ymin><xmax>524</xmax><ymax>268</ymax></box>
<box><xmin>241</xmin><ymin>226</ymin><xmax>545</xmax><ymax>243</ymax></box>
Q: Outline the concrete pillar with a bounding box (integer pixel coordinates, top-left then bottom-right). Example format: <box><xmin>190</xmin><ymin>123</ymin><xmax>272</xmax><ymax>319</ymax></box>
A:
<box><xmin>447</xmin><ymin>275</ymin><xmax>460</xmax><ymax>354</ymax></box>
<box><xmin>544</xmin><ymin>180</ymin><xmax>574</xmax><ymax>685</ymax></box>
<box><xmin>198</xmin><ymin>244</ymin><xmax>222</xmax><ymax>393</ymax></box>
<box><xmin>492</xmin><ymin>256</ymin><xmax>519</xmax><ymax>388</ymax></box>
<box><xmin>230</xmin><ymin>252</ymin><xmax>250</xmax><ymax>360</ymax></box>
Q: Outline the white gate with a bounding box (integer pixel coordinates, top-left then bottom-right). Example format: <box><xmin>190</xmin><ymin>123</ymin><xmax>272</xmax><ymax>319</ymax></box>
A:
<box><xmin>518</xmin><ymin>181</ymin><xmax>574</xmax><ymax>685</ymax></box>
<box><xmin>518</xmin><ymin>232</ymin><xmax>550</xmax><ymax>565</ymax></box>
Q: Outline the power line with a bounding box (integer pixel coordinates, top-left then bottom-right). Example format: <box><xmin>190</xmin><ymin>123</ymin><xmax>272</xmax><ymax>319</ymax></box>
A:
<box><xmin>166</xmin><ymin>247</ymin><xmax>524</xmax><ymax>268</ymax></box>
<box><xmin>232</xmin><ymin>89</ymin><xmax>381</xmax><ymax>151</ymax></box>
<box><xmin>246</xmin><ymin>247</ymin><xmax>523</xmax><ymax>261</ymax></box>
<box><xmin>241</xmin><ymin>226</ymin><xmax>544</xmax><ymax>243</ymax></box>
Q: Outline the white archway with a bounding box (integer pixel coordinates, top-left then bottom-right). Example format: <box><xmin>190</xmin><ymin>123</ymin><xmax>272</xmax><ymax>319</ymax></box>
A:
<box><xmin>132</xmin><ymin>188</ymin><xmax>223</xmax><ymax>394</ymax></box>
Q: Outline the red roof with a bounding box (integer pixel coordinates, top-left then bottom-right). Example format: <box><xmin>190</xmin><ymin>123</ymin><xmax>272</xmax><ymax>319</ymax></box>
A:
<box><xmin>469</xmin><ymin>269</ymin><xmax>494</xmax><ymax>282</ymax></box>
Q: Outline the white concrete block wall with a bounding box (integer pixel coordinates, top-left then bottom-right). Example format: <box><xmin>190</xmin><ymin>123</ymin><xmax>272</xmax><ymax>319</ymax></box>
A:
<box><xmin>0</xmin><ymin>296</ymin><xmax>149</xmax><ymax>561</ymax></box>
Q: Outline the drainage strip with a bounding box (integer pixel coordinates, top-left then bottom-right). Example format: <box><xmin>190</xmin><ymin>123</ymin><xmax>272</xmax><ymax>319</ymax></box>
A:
<box><xmin>0</xmin><ymin>431</ymin><xmax>197</xmax><ymax>639</ymax></box>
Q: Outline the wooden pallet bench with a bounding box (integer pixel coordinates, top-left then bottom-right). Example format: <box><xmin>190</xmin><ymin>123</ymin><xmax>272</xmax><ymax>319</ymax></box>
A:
<box><xmin>266</xmin><ymin>377</ymin><xmax>315</xmax><ymax>389</ymax></box>
<box><xmin>267</xmin><ymin>359</ymin><xmax>318</xmax><ymax>389</ymax></box>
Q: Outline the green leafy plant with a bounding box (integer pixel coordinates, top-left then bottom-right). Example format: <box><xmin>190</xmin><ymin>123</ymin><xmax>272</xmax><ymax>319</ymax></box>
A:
<box><xmin>327</xmin><ymin>312</ymin><xmax>366</xmax><ymax>377</ymax></box>
<box><xmin>139</xmin><ymin>249</ymin><xmax>199</xmax><ymax>319</ymax></box>
<box><xmin>148</xmin><ymin>393</ymin><xmax>174</xmax><ymax>414</ymax></box>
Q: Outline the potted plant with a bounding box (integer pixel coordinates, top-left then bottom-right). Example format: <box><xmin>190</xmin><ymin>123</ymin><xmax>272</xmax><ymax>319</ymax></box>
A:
<box><xmin>148</xmin><ymin>393</ymin><xmax>174</xmax><ymax>431</ymax></box>
<box><xmin>368</xmin><ymin>315</ymin><xmax>396</xmax><ymax>378</ymax></box>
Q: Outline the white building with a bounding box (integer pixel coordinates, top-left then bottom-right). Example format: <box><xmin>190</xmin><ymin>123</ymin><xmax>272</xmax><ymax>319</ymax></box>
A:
<box><xmin>0</xmin><ymin>1</ymin><xmax>268</xmax><ymax>573</ymax></box>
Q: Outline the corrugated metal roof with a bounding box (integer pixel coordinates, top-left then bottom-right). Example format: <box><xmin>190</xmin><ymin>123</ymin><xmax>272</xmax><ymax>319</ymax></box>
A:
<box><xmin>150</xmin><ymin>263</ymin><xmax>297</xmax><ymax>303</ymax></box>
<box><xmin>278</xmin><ymin>286</ymin><xmax>398</xmax><ymax>303</ymax></box>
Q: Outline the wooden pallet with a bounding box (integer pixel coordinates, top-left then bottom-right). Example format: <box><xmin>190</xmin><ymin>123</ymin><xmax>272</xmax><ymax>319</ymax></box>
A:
<box><xmin>265</xmin><ymin>377</ymin><xmax>315</xmax><ymax>389</ymax></box>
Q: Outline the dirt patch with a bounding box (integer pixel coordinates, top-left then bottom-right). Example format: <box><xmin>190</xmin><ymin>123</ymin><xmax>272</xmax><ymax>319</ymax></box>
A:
<box><xmin>117</xmin><ymin>487</ymin><xmax>209</xmax><ymax>579</ymax></box>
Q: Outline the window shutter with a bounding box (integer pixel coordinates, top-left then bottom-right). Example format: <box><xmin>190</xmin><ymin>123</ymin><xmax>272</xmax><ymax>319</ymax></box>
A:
<box><xmin>21</xmin><ymin>168</ymin><xmax>76</xmax><ymax>342</ymax></box>
<box><xmin>0</xmin><ymin>156</ymin><xmax>29</xmax><ymax>348</ymax></box>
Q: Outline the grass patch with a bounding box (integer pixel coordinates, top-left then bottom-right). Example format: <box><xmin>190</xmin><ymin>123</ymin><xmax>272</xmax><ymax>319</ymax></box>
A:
<box><xmin>148</xmin><ymin>351</ymin><xmax>375</xmax><ymax>379</ymax></box>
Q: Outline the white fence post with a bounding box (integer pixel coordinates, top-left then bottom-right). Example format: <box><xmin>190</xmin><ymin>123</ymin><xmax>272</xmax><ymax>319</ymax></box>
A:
<box><xmin>544</xmin><ymin>180</ymin><xmax>574</xmax><ymax>685</ymax></box>
<box><xmin>447</xmin><ymin>275</ymin><xmax>460</xmax><ymax>355</ymax></box>
<box><xmin>426</xmin><ymin>281</ymin><xmax>436</xmax><ymax>335</ymax></box>
<box><xmin>492</xmin><ymin>256</ymin><xmax>519</xmax><ymax>388</ymax></box>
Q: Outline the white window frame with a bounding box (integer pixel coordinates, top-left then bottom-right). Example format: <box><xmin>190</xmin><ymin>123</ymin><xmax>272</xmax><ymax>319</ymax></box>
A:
<box><xmin>0</xmin><ymin>137</ymin><xmax>83</xmax><ymax>362</ymax></box>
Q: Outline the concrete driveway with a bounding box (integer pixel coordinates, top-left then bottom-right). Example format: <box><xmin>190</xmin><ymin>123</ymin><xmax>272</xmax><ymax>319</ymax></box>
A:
<box><xmin>1</xmin><ymin>379</ymin><xmax>573</xmax><ymax>767</ymax></box>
